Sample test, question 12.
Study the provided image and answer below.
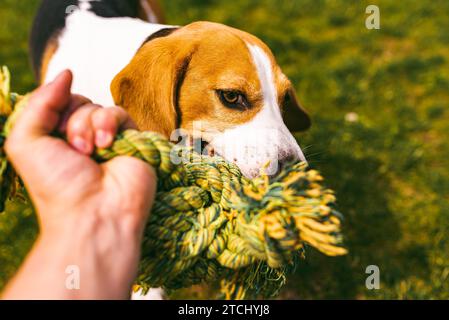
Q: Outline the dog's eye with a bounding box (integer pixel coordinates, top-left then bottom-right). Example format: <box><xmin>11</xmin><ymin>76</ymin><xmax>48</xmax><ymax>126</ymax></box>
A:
<box><xmin>223</xmin><ymin>91</ymin><xmax>239</xmax><ymax>104</ymax></box>
<box><xmin>217</xmin><ymin>90</ymin><xmax>249</xmax><ymax>110</ymax></box>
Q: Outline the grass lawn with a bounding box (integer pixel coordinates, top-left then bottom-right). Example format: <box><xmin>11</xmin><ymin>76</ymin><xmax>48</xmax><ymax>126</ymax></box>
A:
<box><xmin>1</xmin><ymin>0</ymin><xmax>448</xmax><ymax>299</ymax></box>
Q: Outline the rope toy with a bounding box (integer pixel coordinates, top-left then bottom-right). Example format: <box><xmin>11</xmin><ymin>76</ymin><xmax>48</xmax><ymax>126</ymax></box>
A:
<box><xmin>0</xmin><ymin>67</ymin><xmax>347</xmax><ymax>299</ymax></box>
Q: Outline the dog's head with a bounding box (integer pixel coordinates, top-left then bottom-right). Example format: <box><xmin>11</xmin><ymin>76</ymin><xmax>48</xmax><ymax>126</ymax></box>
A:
<box><xmin>111</xmin><ymin>21</ymin><xmax>310</xmax><ymax>178</ymax></box>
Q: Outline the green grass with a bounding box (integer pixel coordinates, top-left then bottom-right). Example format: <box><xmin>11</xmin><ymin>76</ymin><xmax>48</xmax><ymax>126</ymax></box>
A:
<box><xmin>1</xmin><ymin>0</ymin><xmax>448</xmax><ymax>299</ymax></box>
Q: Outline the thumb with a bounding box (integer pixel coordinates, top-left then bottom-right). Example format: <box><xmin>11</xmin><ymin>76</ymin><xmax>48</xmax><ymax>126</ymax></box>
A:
<box><xmin>11</xmin><ymin>70</ymin><xmax>73</xmax><ymax>143</ymax></box>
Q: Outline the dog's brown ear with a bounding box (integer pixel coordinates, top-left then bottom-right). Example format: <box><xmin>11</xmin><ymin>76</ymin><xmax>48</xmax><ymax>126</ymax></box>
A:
<box><xmin>111</xmin><ymin>31</ymin><xmax>193</xmax><ymax>137</ymax></box>
<box><xmin>283</xmin><ymin>87</ymin><xmax>311</xmax><ymax>132</ymax></box>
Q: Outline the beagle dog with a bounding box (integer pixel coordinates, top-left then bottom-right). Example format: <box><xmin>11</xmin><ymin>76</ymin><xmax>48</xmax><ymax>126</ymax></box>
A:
<box><xmin>30</xmin><ymin>0</ymin><xmax>311</xmax><ymax>179</ymax></box>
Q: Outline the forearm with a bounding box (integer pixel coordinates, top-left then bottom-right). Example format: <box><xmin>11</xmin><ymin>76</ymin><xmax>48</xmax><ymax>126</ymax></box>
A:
<box><xmin>1</xmin><ymin>214</ymin><xmax>142</xmax><ymax>300</ymax></box>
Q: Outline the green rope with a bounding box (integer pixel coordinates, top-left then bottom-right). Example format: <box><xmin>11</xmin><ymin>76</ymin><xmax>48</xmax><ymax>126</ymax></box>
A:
<box><xmin>0</xmin><ymin>67</ymin><xmax>347</xmax><ymax>299</ymax></box>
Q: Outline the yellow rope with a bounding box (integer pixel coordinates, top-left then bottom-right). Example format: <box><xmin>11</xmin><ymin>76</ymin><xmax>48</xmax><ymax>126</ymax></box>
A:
<box><xmin>0</xmin><ymin>67</ymin><xmax>347</xmax><ymax>299</ymax></box>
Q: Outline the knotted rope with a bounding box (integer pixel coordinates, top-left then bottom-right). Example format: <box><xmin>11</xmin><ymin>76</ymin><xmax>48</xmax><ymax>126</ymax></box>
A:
<box><xmin>0</xmin><ymin>67</ymin><xmax>347</xmax><ymax>299</ymax></box>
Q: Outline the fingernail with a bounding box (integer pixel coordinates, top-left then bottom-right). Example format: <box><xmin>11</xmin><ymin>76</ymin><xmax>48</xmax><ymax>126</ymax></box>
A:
<box><xmin>72</xmin><ymin>136</ymin><xmax>92</xmax><ymax>154</ymax></box>
<box><xmin>95</xmin><ymin>130</ymin><xmax>113</xmax><ymax>148</ymax></box>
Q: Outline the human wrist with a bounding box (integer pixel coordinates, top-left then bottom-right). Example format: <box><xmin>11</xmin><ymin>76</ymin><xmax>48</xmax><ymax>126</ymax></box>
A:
<box><xmin>31</xmin><ymin>210</ymin><xmax>143</xmax><ymax>299</ymax></box>
<box><xmin>40</xmin><ymin>205</ymin><xmax>145</xmax><ymax>246</ymax></box>
<box><xmin>47</xmin><ymin>209</ymin><xmax>140</xmax><ymax>261</ymax></box>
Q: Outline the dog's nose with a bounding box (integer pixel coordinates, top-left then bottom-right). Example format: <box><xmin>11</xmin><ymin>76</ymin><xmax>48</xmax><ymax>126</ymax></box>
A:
<box><xmin>274</xmin><ymin>153</ymin><xmax>300</xmax><ymax>176</ymax></box>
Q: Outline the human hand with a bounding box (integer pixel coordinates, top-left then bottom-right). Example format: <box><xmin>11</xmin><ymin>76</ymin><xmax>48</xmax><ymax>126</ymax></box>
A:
<box><xmin>2</xmin><ymin>70</ymin><xmax>156</xmax><ymax>299</ymax></box>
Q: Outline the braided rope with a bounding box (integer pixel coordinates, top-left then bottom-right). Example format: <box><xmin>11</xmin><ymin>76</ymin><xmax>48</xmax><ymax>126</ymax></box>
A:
<box><xmin>0</xmin><ymin>67</ymin><xmax>347</xmax><ymax>299</ymax></box>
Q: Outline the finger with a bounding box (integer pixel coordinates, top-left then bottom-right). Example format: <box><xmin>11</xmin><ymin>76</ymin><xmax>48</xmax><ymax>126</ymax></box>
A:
<box><xmin>66</xmin><ymin>104</ymin><xmax>101</xmax><ymax>155</ymax></box>
<box><xmin>91</xmin><ymin>107</ymin><xmax>137</xmax><ymax>148</ymax></box>
<box><xmin>11</xmin><ymin>70</ymin><xmax>73</xmax><ymax>144</ymax></box>
<box><xmin>57</xmin><ymin>94</ymin><xmax>93</xmax><ymax>133</ymax></box>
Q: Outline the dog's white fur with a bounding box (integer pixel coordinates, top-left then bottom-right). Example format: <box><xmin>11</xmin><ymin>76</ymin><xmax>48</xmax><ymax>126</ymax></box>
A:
<box><xmin>44</xmin><ymin>9</ymin><xmax>171</xmax><ymax>105</ymax></box>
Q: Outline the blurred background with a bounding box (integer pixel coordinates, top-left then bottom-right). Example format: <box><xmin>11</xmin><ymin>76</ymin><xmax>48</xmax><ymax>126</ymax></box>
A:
<box><xmin>1</xmin><ymin>0</ymin><xmax>448</xmax><ymax>299</ymax></box>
